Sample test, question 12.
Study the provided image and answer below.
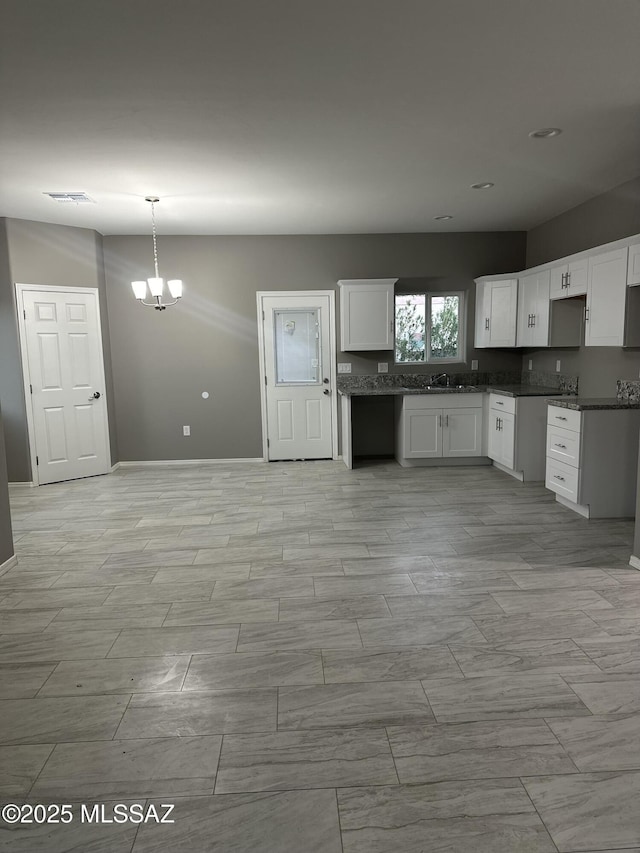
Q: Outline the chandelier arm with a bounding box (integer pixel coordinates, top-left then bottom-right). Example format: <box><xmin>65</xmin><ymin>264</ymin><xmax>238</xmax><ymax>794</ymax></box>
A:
<box><xmin>150</xmin><ymin>200</ymin><xmax>160</xmax><ymax>278</ymax></box>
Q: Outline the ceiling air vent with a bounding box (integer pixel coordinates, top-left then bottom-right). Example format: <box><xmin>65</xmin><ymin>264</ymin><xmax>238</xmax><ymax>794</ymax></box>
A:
<box><xmin>44</xmin><ymin>192</ymin><xmax>95</xmax><ymax>203</ymax></box>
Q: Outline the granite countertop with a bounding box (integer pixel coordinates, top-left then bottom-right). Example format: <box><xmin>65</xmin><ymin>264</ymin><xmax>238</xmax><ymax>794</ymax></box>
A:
<box><xmin>548</xmin><ymin>397</ymin><xmax>640</xmax><ymax>411</ymax></box>
<box><xmin>486</xmin><ymin>385</ymin><xmax>571</xmax><ymax>398</ymax></box>
<box><xmin>338</xmin><ymin>384</ymin><xmax>571</xmax><ymax>399</ymax></box>
<box><xmin>338</xmin><ymin>385</ymin><xmax>484</xmax><ymax>397</ymax></box>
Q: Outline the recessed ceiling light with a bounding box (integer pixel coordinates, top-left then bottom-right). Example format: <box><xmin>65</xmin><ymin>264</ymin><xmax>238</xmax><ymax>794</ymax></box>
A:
<box><xmin>471</xmin><ymin>182</ymin><xmax>494</xmax><ymax>190</ymax></box>
<box><xmin>44</xmin><ymin>191</ymin><xmax>95</xmax><ymax>203</ymax></box>
<box><xmin>434</xmin><ymin>214</ymin><xmax>453</xmax><ymax>220</ymax></box>
<box><xmin>528</xmin><ymin>127</ymin><xmax>562</xmax><ymax>139</ymax></box>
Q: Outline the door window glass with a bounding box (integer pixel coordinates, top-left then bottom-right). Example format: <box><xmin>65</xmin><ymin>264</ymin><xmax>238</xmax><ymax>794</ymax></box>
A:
<box><xmin>274</xmin><ymin>309</ymin><xmax>321</xmax><ymax>384</ymax></box>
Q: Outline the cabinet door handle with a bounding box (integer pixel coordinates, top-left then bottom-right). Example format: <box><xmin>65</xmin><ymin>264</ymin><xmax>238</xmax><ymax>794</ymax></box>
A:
<box><xmin>554</xmin><ymin>443</ymin><xmax>567</xmax><ymax>449</ymax></box>
<box><xmin>445</xmin><ymin>414</ymin><xmax>449</xmax><ymax>427</ymax></box>
<box><xmin>531</xmin><ymin>314</ymin><xmax>536</xmax><ymax>327</ymax></box>
<box><xmin>485</xmin><ymin>317</ymin><xmax>490</xmax><ymax>330</ymax></box>
<box><xmin>561</xmin><ymin>272</ymin><xmax>566</xmax><ymax>288</ymax></box>
<box><xmin>439</xmin><ymin>414</ymin><xmax>442</xmax><ymax>427</ymax></box>
<box><xmin>566</xmin><ymin>271</ymin><xmax>571</xmax><ymax>286</ymax></box>
<box><xmin>553</xmin><ymin>475</ymin><xmax>566</xmax><ymax>482</ymax></box>
<box><xmin>584</xmin><ymin>307</ymin><xmax>590</xmax><ymax>322</ymax></box>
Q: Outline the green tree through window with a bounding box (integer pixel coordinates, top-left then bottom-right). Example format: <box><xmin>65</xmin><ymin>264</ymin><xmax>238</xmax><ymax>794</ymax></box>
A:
<box><xmin>395</xmin><ymin>293</ymin><xmax>462</xmax><ymax>363</ymax></box>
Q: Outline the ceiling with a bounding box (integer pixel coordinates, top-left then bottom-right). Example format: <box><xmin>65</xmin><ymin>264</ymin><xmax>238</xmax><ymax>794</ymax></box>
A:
<box><xmin>1</xmin><ymin>0</ymin><xmax>639</xmax><ymax>236</ymax></box>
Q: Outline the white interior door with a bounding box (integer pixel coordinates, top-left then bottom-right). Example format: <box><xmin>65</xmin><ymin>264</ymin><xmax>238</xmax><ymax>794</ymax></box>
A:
<box><xmin>259</xmin><ymin>293</ymin><xmax>335</xmax><ymax>460</ymax></box>
<box><xmin>19</xmin><ymin>286</ymin><xmax>110</xmax><ymax>485</ymax></box>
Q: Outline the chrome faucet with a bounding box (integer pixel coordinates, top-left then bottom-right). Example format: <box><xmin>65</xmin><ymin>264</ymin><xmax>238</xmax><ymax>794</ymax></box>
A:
<box><xmin>431</xmin><ymin>373</ymin><xmax>450</xmax><ymax>387</ymax></box>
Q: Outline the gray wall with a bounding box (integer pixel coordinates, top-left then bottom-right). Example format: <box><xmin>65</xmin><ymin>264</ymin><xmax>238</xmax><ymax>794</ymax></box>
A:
<box><xmin>0</xmin><ymin>407</ymin><xmax>14</xmax><ymax>565</ymax></box>
<box><xmin>104</xmin><ymin>232</ymin><xmax>526</xmax><ymax>461</ymax></box>
<box><xmin>0</xmin><ymin>218</ymin><xmax>118</xmax><ymax>481</ymax></box>
<box><xmin>523</xmin><ymin>176</ymin><xmax>640</xmax><ymax>397</ymax></box>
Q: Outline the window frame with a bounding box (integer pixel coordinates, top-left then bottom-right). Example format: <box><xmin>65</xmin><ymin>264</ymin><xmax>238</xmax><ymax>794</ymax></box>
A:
<box><xmin>394</xmin><ymin>290</ymin><xmax>466</xmax><ymax>365</ymax></box>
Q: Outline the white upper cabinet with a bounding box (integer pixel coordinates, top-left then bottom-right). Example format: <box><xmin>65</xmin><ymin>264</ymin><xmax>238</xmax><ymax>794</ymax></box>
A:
<box><xmin>338</xmin><ymin>279</ymin><xmax>397</xmax><ymax>351</ymax></box>
<box><xmin>474</xmin><ymin>279</ymin><xmax>518</xmax><ymax>348</ymax></box>
<box><xmin>628</xmin><ymin>242</ymin><xmax>640</xmax><ymax>286</ymax></box>
<box><xmin>516</xmin><ymin>269</ymin><xmax>550</xmax><ymax>347</ymax></box>
<box><xmin>549</xmin><ymin>258</ymin><xmax>588</xmax><ymax>299</ymax></box>
<box><xmin>584</xmin><ymin>247</ymin><xmax>628</xmax><ymax>347</ymax></box>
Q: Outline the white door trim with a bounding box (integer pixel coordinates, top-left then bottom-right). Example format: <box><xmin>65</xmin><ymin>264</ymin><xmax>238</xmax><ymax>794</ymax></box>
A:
<box><xmin>15</xmin><ymin>282</ymin><xmax>112</xmax><ymax>486</ymax></box>
<box><xmin>256</xmin><ymin>290</ymin><xmax>338</xmax><ymax>462</ymax></box>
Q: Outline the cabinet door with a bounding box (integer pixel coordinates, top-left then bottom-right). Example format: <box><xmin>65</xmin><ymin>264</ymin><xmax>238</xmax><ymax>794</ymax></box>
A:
<box><xmin>500</xmin><ymin>411</ymin><xmax>516</xmax><ymax>469</ymax></box>
<box><xmin>339</xmin><ymin>280</ymin><xmax>395</xmax><ymax>351</ymax></box>
<box><xmin>443</xmin><ymin>408</ymin><xmax>482</xmax><ymax>457</ymax></box>
<box><xmin>516</xmin><ymin>274</ymin><xmax>536</xmax><ymax>347</ymax></box>
<box><xmin>530</xmin><ymin>269</ymin><xmax>550</xmax><ymax>347</ymax></box>
<box><xmin>628</xmin><ymin>243</ymin><xmax>640</xmax><ymax>286</ymax></box>
<box><xmin>487</xmin><ymin>412</ymin><xmax>503</xmax><ymax>462</ymax></box>
<box><xmin>549</xmin><ymin>264</ymin><xmax>567</xmax><ymax>300</ymax></box>
<box><xmin>474</xmin><ymin>281</ymin><xmax>489</xmax><ymax>348</ymax></box>
<box><xmin>585</xmin><ymin>248</ymin><xmax>628</xmax><ymax>347</ymax></box>
<box><xmin>566</xmin><ymin>259</ymin><xmax>588</xmax><ymax>296</ymax></box>
<box><xmin>487</xmin><ymin>280</ymin><xmax>518</xmax><ymax>347</ymax></box>
<box><xmin>403</xmin><ymin>409</ymin><xmax>442</xmax><ymax>458</ymax></box>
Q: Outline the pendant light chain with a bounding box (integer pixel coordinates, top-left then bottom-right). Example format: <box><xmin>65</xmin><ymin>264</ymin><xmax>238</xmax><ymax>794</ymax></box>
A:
<box><xmin>150</xmin><ymin>199</ymin><xmax>160</xmax><ymax>279</ymax></box>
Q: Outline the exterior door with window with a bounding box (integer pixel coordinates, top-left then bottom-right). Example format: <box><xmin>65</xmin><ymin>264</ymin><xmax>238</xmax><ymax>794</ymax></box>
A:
<box><xmin>18</xmin><ymin>286</ymin><xmax>110</xmax><ymax>485</ymax></box>
<box><xmin>259</xmin><ymin>294</ymin><xmax>335</xmax><ymax>460</ymax></box>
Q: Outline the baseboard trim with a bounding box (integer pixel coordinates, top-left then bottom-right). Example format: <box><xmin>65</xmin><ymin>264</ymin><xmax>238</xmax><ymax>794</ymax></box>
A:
<box><xmin>0</xmin><ymin>554</ymin><xmax>17</xmax><ymax>574</ymax></box>
<box><xmin>110</xmin><ymin>462</ymin><xmax>121</xmax><ymax>473</ymax></box>
<box><xmin>629</xmin><ymin>555</ymin><xmax>640</xmax><ymax>571</ymax></box>
<box><xmin>555</xmin><ymin>494</ymin><xmax>590</xmax><ymax>518</ymax></box>
<box><xmin>117</xmin><ymin>458</ymin><xmax>264</xmax><ymax>468</ymax></box>
<box><xmin>8</xmin><ymin>481</ymin><xmax>34</xmax><ymax>489</ymax></box>
<box><xmin>492</xmin><ymin>461</ymin><xmax>524</xmax><ymax>481</ymax></box>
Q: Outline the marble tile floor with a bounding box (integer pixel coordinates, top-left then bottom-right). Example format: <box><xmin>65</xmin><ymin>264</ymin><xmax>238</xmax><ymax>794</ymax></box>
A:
<box><xmin>0</xmin><ymin>459</ymin><xmax>639</xmax><ymax>852</ymax></box>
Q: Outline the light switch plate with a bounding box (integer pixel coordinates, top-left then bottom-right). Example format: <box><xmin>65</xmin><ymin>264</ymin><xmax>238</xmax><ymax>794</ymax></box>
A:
<box><xmin>471</xmin><ymin>359</ymin><xmax>478</xmax><ymax>371</ymax></box>
<box><xmin>338</xmin><ymin>363</ymin><xmax>352</xmax><ymax>374</ymax></box>
<box><xmin>555</xmin><ymin>360</ymin><xmax>561</xmax><ymax>372</ymax></box>
<box><xmin>378</xmin><ymin>362</ymin><xmax>388</xmax><ymax>373</ymax></box>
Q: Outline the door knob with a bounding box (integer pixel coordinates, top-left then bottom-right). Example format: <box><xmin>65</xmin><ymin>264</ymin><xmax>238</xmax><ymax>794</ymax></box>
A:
<box><xmin>323</xmin><ymin>389</ymin><xmax>330</xmax><ymax>395</ymax></box>
<box><xmin>89</xmin><ymin>391</ymin><xmax>101</xmax><ymax>400</ymax></box>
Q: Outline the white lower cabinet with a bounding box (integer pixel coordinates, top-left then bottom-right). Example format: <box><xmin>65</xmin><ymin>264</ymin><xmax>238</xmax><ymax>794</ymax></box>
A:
<box><xmin>396</xmin><ymin>394</ymin><xmax>483</xmax><ymax>465</ymax></box>
<box><xmin>545</xmin><ymin>404</ymin><xmax>640</xmax><ymax>518</ymax></box>
<box><xmin>487</xmin><ymin>392</ymin><xmax>563</xmax><ymax>481</ymax></box>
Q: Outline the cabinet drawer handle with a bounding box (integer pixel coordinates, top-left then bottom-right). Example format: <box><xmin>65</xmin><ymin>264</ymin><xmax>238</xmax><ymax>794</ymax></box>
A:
<box><xmin>554</xmin><ymin>443</ymin><xmax>567</xmax><ymax>449</ymax></box>
<box><xmin>495</xmin><ymin>401</ymin><xmax>504</xmax><ymax>405</ymax></box>
<box><xmin>553</xmin><ymin>475</ymin><xmax>566</xmax><ymax>482</ymax></box>
<box><xmin>555</xmin><ymin>415</ymin><xmax>568</xmax><ymax>420</ymax></box>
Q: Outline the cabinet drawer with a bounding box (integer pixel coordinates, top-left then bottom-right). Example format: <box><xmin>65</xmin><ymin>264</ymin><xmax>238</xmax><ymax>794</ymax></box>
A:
<box><xmin>546</xmin><ymin>424</ymin><xmax>581</xmax><ymax>468</ymax></box>
<box><xmin>545</xmin><ymin>457</ymin><xmax>579</xmax><ymax>503</ymax></box>
<box><xmin>489</xmin><ymin>393</ymin><xmax>516</xmax><ymax>415</ymax></box>
<box><xmin>547</xmin><ymin>406</ymin><xmax>581</xmax><ymax>433</ymax></box>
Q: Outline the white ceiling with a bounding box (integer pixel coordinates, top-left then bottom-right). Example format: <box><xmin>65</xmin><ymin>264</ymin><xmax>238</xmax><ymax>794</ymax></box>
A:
<box><xmin>1</xmin><ymin>0</ymin><xmax>639</xmax><ymax>236</ymax></box>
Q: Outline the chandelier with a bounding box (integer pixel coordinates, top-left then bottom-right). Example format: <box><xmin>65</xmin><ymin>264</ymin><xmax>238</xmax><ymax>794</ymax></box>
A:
<box><xmin>131</xmin><ymin>197</ymin><xmax>183</xmax><ymax>310</ymax></box>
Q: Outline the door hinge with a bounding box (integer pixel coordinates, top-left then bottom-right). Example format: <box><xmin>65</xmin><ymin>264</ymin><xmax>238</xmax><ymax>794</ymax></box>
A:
<box><xmin>36</xmin><ymin>455</ymin><xmax>39</xmax><ymax>466</ymax></box>
<box><xmin>23</xmin><ymin>309</ymin><xmax>26</xmax><ymax>319</ymax></box>
<box><xmin>29</xmin><ymin>384</ymin><xmax>33</xmax><ymax>394</ymax></box>
<box><xmin>267</xmin><ymin>438</ymin><xmax>270</xmax><ymax>447</ymax></box>
<box><xmin>262</xmin><ymin>310</ymin><xmax>265</xmax><ymax>320</ymax></box>
<box><xmin>264</xmin><ymin>375</ymin><xmax>267</xmax><ymax>386</ymax></box>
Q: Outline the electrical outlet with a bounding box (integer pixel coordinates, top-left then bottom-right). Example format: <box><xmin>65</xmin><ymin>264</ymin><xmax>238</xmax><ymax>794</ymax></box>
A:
<box><xmin>378</xmin><ymin>362</ymin><xmax>388</xmax><ymax>373</ymax></box>
<box><xmin>555</xmin><ymin>360</ymin><xmax>561</xmax><ymax>372</ymax></box>
<box><xmin>337</xmin><ymin>363</ymin><xmax>352</xmax><ymax>374</ymax></box>
<box><xmin>183</xmin><ymin>425</ymin><xmax>190</xmax><ymax>436</ymax></box>
<box><xmin>528</xmin><ymin>359</ymin><xmax>533</xmax><ymax>370</ymax></box>
<box><xmin>471</xmin><ymin>359</ymin><xmax>478</xmax><ymax>371</ymax></box>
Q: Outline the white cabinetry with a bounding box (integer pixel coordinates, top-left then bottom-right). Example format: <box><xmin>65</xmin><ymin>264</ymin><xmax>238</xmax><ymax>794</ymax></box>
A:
<box><xmin>474</xmin><ymin>278</ymin><xmax>518</xmax><ymax>348</ymax></box>
<box><xmin>585</xmin><ymin>247</ymin><xmax>628</xmax><ymax>347</ymax></box>
<box><xmin>487</xmin><ymin>392</ymin><xmax>563</xmax><ymax>481</ymax></box>
<box><xmin>549</xmin><ymin>258</ymin><xmax>588</xmax><ymax>299</ymax></box>
<box><xmin>338</xmin><ymin>279</ymin><xmax>397</xmax><ymax>351</ymax></box>
<box><xmin>396</xmin><ymin>394</ymin><xmax>483</xmax><ymax>466</ymax></box>
<box><xmin>628</xmin><ymin>242</ymin><xmax>640</xmax><ymax>286</ymax></box>
<box><xmin>516</xmin><ymin>270</ymin><xmax>550</xmax><ymax>347</ymax></box>
<box><xmin>545</xmin><ymin>404</ymin><xmax>640</xmax><ymax>518</ymax></box>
